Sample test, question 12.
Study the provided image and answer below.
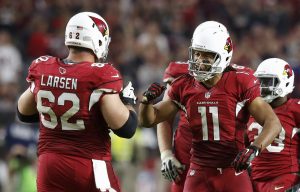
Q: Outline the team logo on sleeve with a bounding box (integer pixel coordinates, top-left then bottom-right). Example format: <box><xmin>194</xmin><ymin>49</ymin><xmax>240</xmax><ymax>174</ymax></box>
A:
<box><xmin>224</xmin><ymin>37</ymin><xmax>233</xmax><ymax>53</ymax></box>
<box><xmin>283</xmin><ymin>64</ymin><xmax>293</xmax><ymax>78</ymax></box>
<box><xmin>59</xmin><ymin>67</ymin><xmax>66</xmax><ymax>74</ymax></box>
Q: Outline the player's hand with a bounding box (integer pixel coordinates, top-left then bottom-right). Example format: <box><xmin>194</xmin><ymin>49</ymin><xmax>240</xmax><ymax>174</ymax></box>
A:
<box><xmin>120</xmin><ymin>81</ymin><xmax>137</xmax><ymax>105</ymax></box>
<box><xmin>232</xmin><ymin>145</ymin><xmax>260</xmax><ymax>173</ymax></box>
<box><xmin>160</xmin><ymin>150</ymin><xmax>185</xmax><ymax>182</ymax></box>
<box><xmin>141</xmin><ymin>82</ymin><xmax>166</xmax><ymax>104</ymax></box>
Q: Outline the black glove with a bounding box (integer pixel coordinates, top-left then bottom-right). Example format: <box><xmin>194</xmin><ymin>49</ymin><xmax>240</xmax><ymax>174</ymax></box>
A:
<box><xmin>141</xmin><ymin>82</ymin><xmax>166</xmax><ymax>104</ymax></box>
<box><xmin>232</xmin><ymin>145</ymin><xmax>260</xmax><ymax>173</ymax></box>
<box><xmin>120</xmin><ymin>81</ymin><xmax>137</xmax><ymax>105</ymax></box>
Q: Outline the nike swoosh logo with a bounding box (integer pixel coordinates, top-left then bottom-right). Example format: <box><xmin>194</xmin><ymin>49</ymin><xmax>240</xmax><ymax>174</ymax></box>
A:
<box><xmin>274</xmin><ymin>186</ymin><xmax>284</xmax><ymax>190</ymax></box>
<box><xmin>245</xmin><ymin>149</ymin><xmax>250</xmax><ymax>154</ymax></box>
<box><xmin>112</xmin><ymin>74</ymin><xmax>119</xmax><ymax>78</ymax></box>
<box><xmin>234</xmin><ymin>171</ymin><xmax>243</xmax><ymax>176</ymax></box>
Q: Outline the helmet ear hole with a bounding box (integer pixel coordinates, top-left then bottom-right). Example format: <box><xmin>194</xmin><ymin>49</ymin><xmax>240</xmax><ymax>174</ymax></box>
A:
<box><xmin>99</xmin><ymin>40</ymin><xmax>102</xmax><ymax>46</ymax></box>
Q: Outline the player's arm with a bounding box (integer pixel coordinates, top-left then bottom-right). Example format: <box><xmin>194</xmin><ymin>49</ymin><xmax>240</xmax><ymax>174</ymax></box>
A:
<box><xmin>157</xmin><ymin>88</ymin><xmax>174</xmax><ymax>152</ymax></box>
<box><xmin>17</xmin><ymin>88</ymin><xmax>39</xmax><ymax>123</ymax></box>
<box><xmin>248</xmin><ymin>97</ymin><xmax>281</xmax><ymax>150</ymax></box>
<box><xmin>138</xmin><ymin>83</ymin><xmax>179</xmax><ymax>127</ymax></box>
<box><xmin>100</xmin><ymin>94</ymin><xmax>136</xmax><ymax>138</ymax></box>
<box><xmin>157</xmin><ymin>84</ymin><xmax>184</xmax><ymax>182</ymax></box>
<box><xmin>157</xmin><ymin>81</ymin><xmax>175</xmax><ymax>151</ymax></box>
<box><xmin>233</xmin><ymin>97</ymin><xmax>281</xmax><ymax>173</ymax></box>
<box><xmin>100</xmin><ymin>82</ymin><xmax>137</xmax><ymax>139</ymax></box>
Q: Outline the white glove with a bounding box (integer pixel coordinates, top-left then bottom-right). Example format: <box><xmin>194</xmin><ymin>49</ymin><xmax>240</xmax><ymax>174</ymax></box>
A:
<box><xmin>120</xmin><ymin>81</ymin><xmax>137</xmax><ymax>105</ymax></box>
<box><xmin>160</xmin><ymin>150</ymin><xmax>184</xmax><ymax>182</ymax></box>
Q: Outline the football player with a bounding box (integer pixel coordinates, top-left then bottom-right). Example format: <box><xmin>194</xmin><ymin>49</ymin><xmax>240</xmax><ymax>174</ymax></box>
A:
<box><xmin>157</xmin><ymin>61</ymin><xmax>191</xmax><ymax>192</ymax></box>
<box><xmin>247</xmin><ymin>58</ymin><xmax>300</xmax><ymax>192</ymax></box>
<box><xmin>138</xmin><ymin>21</ymin><xmax>282</xmax><ymax>191</ymax></box>
<box><xmin>17</xmin><ymin>12</ymin><xmax>137</xmax><ymax>192</ymax></box>
<box><xmin>159</xmin><ymin>22</ymin><xmax>259</xmax><ymax>192</ymax></box>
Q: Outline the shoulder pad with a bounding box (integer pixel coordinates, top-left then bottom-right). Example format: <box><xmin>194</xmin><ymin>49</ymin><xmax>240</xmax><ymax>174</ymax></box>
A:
<box><xmin>163</xmin><ymin>61</ymin><xmax>189</xmax><ymax>83</ymax></box>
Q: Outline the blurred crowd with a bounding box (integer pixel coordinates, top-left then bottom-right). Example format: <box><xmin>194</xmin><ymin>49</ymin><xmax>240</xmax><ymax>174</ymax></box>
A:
<box><xmin>0</xmin><ymin>0</ymin><xmax>300</xmax><ymax>191</ymax></box>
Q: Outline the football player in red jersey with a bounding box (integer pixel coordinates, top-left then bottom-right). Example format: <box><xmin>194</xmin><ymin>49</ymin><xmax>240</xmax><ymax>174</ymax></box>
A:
<box><xmin>17</xmin><ymin>12</ymin><xmax>137</xmax><ymax>192</ymax></box>
<box><xmin>157</xmin><ymin>61</ymin><xmax>191</xmax><ymax>192</ymax></box>
<box><xmin>247</xmin><ymin>58</ymin><xmax>300</xmax><ymax>192</ymax></box>
<box><xmin>138</xmin><ymin>21</ymin><xmax>282</xmax><ymax>192</ymax></box>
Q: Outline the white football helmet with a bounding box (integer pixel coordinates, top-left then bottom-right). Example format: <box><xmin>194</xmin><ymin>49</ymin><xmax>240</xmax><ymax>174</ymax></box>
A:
<box><xmin>254</xmin><ymin>58</ymin><xmax>294</xmax><ymax>103</ymax></box>
<box><xmin>65</xmin><ymin>12</ymin><xmax>111</xmax><ymax>60</ymax></box>
<box><xmin>188</xmin><ymin>21</ymin><xmax>233</xmax><ymax>82</ymax></box>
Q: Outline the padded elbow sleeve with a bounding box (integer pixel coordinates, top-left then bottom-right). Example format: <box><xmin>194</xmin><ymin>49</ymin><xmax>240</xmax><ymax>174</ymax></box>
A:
<box><xmin>17</xmin><ymin>107</ymin><xmax>39</xmax><ymax>123</ymax></box>
<box><xmin>112</xmin><ymin>110</ymin><xmax>137</xmax><ymax>138</ymax></box>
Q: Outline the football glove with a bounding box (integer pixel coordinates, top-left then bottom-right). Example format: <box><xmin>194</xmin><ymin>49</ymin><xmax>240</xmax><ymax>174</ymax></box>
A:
<box><xmin>141</xmin><ymin>82</ymin><xmax>166</xmax><ymax>104</ymax></box>
<box><xmin>232</xmin><ymin>145</ymin><xmax>260</xmax><ymax>173</ymax></box>
<box><xmin>160</xmin><ymin>150</ymin><xmax>184</xmax><ymax>182</ymax></box>
<box><xmin>120</xmin><ymin>81</ymin><xmax>137</xmax><ymax>105</ymax></box>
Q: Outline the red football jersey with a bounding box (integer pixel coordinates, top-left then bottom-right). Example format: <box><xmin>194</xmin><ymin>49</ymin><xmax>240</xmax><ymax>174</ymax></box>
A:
<box><xmin>247</xmin><ymin>98</ymin><xmax>300</xmax><ymax>181</ymax></box>
<box><xmin>168</xmin><ymin>64</ymin><xmax>260</xmax><ymax>168</ymax></box>
<box><xmin>163</xmin><ymin>61</ymin><xmax>191</xmax><ymax>167</ymax></box>
<box><xmin>26</xmin><ymin>56</ymin><xmax>123</xmax><ymax>160</ymax></box>
<box><xmin>163</xmin><ymin>61</ymin><xmax>189</xmax><ymax>84</ymax></box>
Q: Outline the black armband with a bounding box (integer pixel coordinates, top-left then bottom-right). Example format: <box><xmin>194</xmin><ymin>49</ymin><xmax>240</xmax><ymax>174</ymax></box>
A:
<box><xmin>119</xmin><ymin>93</ymin><xmax>136</xmax><ymax>106</ymax></box>
<box><xmin>17</xmin><ymin>107</ymin><xmax>39</xmax><ymax>123</ymax></box>
<box><xmin>112</xmin><ymin>110</ymin><xmax>137</xmax><ymax>138</ymax></box>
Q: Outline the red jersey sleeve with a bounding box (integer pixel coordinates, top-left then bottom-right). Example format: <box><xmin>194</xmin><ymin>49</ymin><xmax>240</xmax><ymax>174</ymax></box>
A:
<box><xmin>26</xmin><ymin>56</ymin><xmax>55</xmax><ymax>93</ymax></box>
<box><xmin>27</xmin><ymin>61</ymin><xmax>38</xmax><ymax>83</ymax></box>
<box><xmin>163</xmin><ymin>61</ymin><xmax>189</xmax><ymax>84</ymax></box>
<box><xmin>290</xmin><ymin>98</ymin><xmax>300</xmax><ymax>127</ymax></box>
<box><xmin>167</xmin><ymin>74</ymin><xmax>190</xmax><ymax>112</ymax></box>
<box><xmin>92</xmin><ymin>63</ymin><xmax>123</xmax><ymax>93</ymax></box>
<box><xmin>235</xmin><ymin>66</ymin><xmax>260</xmax><ymax>106</ymax></box>
<box><xmin>168</xmin><ymin>75</ymin><xmax>183</xmax><ymax>102</ymax></box>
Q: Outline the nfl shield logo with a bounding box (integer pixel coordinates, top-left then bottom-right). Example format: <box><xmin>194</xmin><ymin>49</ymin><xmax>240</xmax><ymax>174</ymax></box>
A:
<box><xmin>205</xmin><ymin>92</ymin><xmax>211</xmax><ymax>98</ymax></box>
